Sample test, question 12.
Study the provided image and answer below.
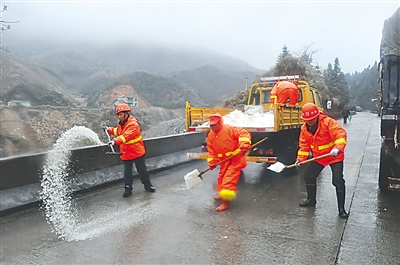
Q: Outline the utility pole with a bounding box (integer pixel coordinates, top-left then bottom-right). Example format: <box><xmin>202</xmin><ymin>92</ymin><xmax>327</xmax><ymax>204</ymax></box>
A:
<box><xmin>245</xmin><ymin>67</ymin><xmax>248</xmax><ymax>91</ymax></box>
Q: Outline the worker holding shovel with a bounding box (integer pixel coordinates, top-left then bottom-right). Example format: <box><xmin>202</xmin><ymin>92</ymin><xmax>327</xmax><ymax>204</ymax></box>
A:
<box><xmin>104</xmin><ymin>103</ymin><xmax>155</xmax><ymax>198</ymax></box>
<box><xmin>206</xmin><ymin>113</ymin><xmax>251</xmax><ymax>211</ymax></box>
<box><xmin>296</xmin><ymin>103</ymin><xmax>349</xmax><ymax>219</ymax></box>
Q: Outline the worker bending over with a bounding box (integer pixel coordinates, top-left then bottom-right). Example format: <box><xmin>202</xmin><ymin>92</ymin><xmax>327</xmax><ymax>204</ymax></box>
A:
<box><xmin>270</xmin><ymin>81</ymin><xmax>299</xmax><ymax>106</ymax></box>
<box><xmin>206</xmin><ymin>113</ymin><xmax>252</xmax><ymax>211</ymax></box>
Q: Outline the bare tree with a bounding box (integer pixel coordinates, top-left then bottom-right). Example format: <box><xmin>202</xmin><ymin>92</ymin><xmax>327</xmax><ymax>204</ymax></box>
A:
<box><xmin>0</xmin><ymin>5</ymin><xmax>19</xmax><ymax>32</ymax></box>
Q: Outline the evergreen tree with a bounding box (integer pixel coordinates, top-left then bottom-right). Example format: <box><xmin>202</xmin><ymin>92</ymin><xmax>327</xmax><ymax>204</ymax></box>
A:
<box><xmin>323</xmin><ymin>58</ymin><xmax>350</xmax><ymax>108</ymax></box>
<box><xmin>277</xmin><ymin>45</ymin><xmax>290</xmax><ymax>60</ymax></box>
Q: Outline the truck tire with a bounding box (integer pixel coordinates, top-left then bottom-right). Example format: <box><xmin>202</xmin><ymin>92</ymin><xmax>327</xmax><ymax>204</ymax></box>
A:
<box><xmin>379</xmin><ymin>146</ymin><xmax>389</xmax><ymax>192</ymax></box>
<box><xmin>276</xmin><ymin>142</ymin><xmax>298</xmax><ymax>176</ymax></box>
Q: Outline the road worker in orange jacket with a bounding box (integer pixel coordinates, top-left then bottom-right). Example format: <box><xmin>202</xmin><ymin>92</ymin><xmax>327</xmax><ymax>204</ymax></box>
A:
<box><xmin>206</xmin><ymin>113</ymin><xmax>252</xmax><ymax>211</ymax></box>
<box><xmin>270</xmin><ymin>81</ymin><xmax>299</xmax><ymax>106</ymax></box>
<box><xmin>105</xmin><ymin>103</ymin><xmax>155</xmax><ymax>198</ymax></box>
<box><xmin>296</xmin><ymin>103</ymin><xmax>349</xmax><ymax>218</ymax></box>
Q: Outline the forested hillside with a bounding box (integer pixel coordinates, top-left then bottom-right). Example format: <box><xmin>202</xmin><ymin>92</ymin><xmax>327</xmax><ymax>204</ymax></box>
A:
<box><xmin>223</xmin><ymin>45</ymin><xmax>381</xmax><ymax>116</ymax></box>
<box><xmin>346</xmin><ymin>62</ymin><xmax>380</xmax><ymax>111</ymax></box>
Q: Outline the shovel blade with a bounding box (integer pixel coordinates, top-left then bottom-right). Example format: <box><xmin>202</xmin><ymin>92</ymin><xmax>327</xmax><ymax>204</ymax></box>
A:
<box><xmin>267</xmin><ymin>161</ymin><xmax>287</xmax><ymax>173</ymax></box>
<box><xmin>184</xmin><ymin>169</ymin><xmax>203</xmax><ymax>189</ymax></box>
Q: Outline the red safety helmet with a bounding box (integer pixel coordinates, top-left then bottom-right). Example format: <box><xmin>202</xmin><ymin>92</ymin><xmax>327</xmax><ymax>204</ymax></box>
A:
<box><xmin>301</xmin><ymin>103</ymin><xmax>320</xmax><ymax>120</ymax></box>
<box><xmin>209</xmin><ymin>113</ymin><xmax>222</xmax><ymax>125</ymax></box>
<box><xmin>115</xmin><ymin>103</ymin><xmax>131</xmax><ymax>115</ymax></box>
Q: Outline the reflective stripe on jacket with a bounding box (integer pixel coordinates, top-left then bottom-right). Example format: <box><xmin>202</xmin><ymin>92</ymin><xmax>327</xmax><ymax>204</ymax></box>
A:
<box><xmin>296</xmin><ymin>113</ymin><xmax>347</xmax><ymax>166</ymax></box>
<box><xmin>107</xmin><ymin>115</ymin><xmax>146</xmax><ymax>160</ymax></box>
<box><xmin>206</xmin><ymin>123</ymin><xmax>251</xmax><ymax>195</ymax></box>
<box><xmin>206</xmin><ymin>124</ymin><xmax>251</xmax><ymax>166</ymax></box>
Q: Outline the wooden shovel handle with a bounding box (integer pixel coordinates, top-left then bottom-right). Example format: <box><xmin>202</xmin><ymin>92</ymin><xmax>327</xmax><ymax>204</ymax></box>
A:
<box><xmin>200</xmin><ymin>136</ymin><xmax>269</xmax><ymax>176</ymax></box>
<box><xmin>286</xmin><ymin>153</ymin><xmax>332</xmax><ymax>169</ymax></box>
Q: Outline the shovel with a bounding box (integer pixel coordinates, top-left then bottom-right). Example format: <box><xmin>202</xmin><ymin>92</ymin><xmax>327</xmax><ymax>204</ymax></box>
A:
<box><xmin>267</xmin><ymin>153</ymin><xmax>331</xmax><ymax>173</ymax></box>
<box><xmin>184</xmin><ymin>136</ymin><xmax>268</xmax><ymax>189</ymax></box>
<box><xmin>104</xmin><ymin>127</ymin><xmax>123</xmax><ymax>155</ymax></box>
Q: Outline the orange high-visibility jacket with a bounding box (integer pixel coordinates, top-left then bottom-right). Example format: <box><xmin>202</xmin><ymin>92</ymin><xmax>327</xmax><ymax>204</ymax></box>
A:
<box><xmin>107</xmin><ymin>115</ymin><xmax>146</xmax><ymax>160</ymax></box>
<box><xmin>270</xmin><ymin>81</ymin><xmax>299</xmax><ymax>105</ymax></box>
<box><xmin>207</xmin><ymin>122</ymin><xmax>251</xmax><ymax>198</ymax></box>
<box><xmin>206</xmin><ymin>124</ymin><xmax>251</xmax><ymax>167</ymax></box>
<box><xmin>297</xmin><ymin>113</ymin><xmax>347</xmax><ymax>166</ymax></box>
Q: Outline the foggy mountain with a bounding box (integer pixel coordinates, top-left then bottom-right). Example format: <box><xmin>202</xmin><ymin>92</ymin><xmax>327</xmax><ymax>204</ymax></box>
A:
<box><xmin>4</xmin><ymin>40</ymin><xmax>263</xmax><ymax>107</ymax></box>
<box><xmin>0</xmin><ymin>40</ymin><xmax>264</xmax><ymax>157</ymax></box>
<box><xmin>0</xmin><ymin>51</ymin><xmax>76</xmax><ymax>107</ymax></box>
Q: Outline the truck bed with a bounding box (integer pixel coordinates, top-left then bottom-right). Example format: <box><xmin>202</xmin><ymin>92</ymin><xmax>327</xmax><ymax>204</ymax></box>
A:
<box><xmin>186</xmin><ymin>103</ymin><xmax>303</xmax><ymax>132</ymax></box>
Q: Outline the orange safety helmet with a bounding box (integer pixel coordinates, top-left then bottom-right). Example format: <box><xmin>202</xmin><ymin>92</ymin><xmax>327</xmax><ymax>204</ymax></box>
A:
<box><xmin>301</xmin><ymin>103</ymin><xmax>320</xmax><ymax>120</ymax></box>
<box><xmin>209</xmin><ymin>113</ymin><xmax>222</xmax><ymax>125</ymax></box>
<box><xmin>115</xmin><ymin>103</ymin><xmax>131</xmax><ymax>115</ymax></box>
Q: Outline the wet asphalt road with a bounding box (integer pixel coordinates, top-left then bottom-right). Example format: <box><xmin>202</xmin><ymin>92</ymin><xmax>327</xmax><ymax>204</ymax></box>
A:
<box><xmin>1</xmin><ymin>112</ymin><xmax>399</xmax><ymax>265</ymax></box>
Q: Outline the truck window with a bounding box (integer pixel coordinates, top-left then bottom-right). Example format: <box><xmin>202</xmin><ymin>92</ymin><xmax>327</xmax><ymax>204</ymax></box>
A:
<box><xmin>262</xmin><ymin>90</ymin><xmax>271</xmax><ymax>103</ymax></box>
<box><xmin>309</xmin><ymin>90</ymin><xmax>315</xmax><ymax>104</ymax></box>
<box><xmin>315</xmin><ymin>92</ymin><xmax>322</xmax><ymax>108</ymax></box>
<box><xmin>249</xmin><ymin>93</ymin><xmax>260</xmax><ymax>105</ymax></box>
<box><xmin>298</xmin><ymin>89</ymin><xmax>303</xmax><ymax>102</ymax></box>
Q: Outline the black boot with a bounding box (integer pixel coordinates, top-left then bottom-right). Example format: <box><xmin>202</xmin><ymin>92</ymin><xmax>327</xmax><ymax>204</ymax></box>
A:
<box><xmin>336</xmin><ymin>190</ymin><xmax>349</xmax><ymax>219</ymax></box>
<box><xmin>123</xmin><ymin>186</ymin><xmax>132</xmax><ymax>198</ymax></box>
<box><xmin>299</xmin><ymin>184</ymin><xmax>316</xmax><ymax>207</ymax></box>
<box><xmin>144</xmin><ymin>184</ymin><xmax>155</xmax><ymax>192</ymax></box>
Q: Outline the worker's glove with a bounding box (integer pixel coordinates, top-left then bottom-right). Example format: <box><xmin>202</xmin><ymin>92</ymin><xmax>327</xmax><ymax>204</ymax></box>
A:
<box><xmin>240</xmin><ymin>148</ymin><xmax>249</xmax><ymax>154</ymax></box>
<box><xmin>107</xmin><ymin>140</ymin><xmax>115</xmax><ymax>146</ymax></box>
<box><xmin>330</xmin><ymin>148</ymin><xmax>340</xmax><ymax>157</ymax></box>
<box><xmin>295</xmin><ymin>160</ymin><xmax>301</xmax><ymax>168</ymax></box>
<box><xmin>103</xmin><ymin>126</ymin><xmax>109</xmax><ymax>131</ymax></box>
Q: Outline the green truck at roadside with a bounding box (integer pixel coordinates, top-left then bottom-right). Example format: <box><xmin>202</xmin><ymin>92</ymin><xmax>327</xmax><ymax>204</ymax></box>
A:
<box><xmin>185</xmin><ymin>75</ymin><xmax>324</xmax><ymax>170</ymax></box>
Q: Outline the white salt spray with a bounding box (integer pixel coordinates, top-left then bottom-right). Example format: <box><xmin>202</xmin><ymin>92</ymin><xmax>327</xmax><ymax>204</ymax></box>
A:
<box><xmin>40</xmin><ymin>125</ymin><xmax>160</xmax><ymax>242</ymax></box>
<box><xmin>40</xmin><ymin>126</ymin><xmax>102</xmax><ymax>240</ymax></box>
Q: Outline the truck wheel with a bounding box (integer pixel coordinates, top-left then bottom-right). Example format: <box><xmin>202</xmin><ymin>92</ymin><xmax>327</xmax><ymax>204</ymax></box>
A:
<box><xmin>277</xmin><ymin>146</ymin><xmax>298</xmax><ymax>176</ymax></box>
<box><xmin>379</xmin><ymin>147</ymin><xmax>389</xmax><ymax>192</ymax></box>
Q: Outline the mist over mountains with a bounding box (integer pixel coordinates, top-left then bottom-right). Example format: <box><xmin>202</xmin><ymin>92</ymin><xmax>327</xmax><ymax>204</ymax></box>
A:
<box><xmin>0</xmin><ymin>38</ymin><xmax>265</xmax><ymax>157</ymax></box>
<box><xmin>2</xmin><ymin>38</ymin><xmax>263</xmax><ymax>107</ymax></box>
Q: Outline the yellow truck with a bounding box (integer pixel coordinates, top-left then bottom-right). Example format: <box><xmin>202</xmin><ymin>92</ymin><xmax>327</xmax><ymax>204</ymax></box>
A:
<box><xmin>186</xmin><ymin>75</ymin><xmax>324</xmax><ymax>167</ymax></box>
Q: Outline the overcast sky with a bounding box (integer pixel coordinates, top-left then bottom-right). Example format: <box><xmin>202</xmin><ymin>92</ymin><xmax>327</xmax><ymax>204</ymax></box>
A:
<box><xmin>2</xmin><ymin>1</ymin><xmax>399</xmax><ymax>74</ymax></box>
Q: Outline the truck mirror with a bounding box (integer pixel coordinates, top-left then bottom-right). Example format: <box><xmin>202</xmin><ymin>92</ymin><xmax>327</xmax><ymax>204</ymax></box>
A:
<box><xmin>327</xmin><ymin>101</ymin><xmax>332</xmax><ymax>110</ymax></box>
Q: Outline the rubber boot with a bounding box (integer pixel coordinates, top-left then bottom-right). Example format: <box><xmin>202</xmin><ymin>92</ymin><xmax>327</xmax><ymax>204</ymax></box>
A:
<box><xmin>216</xmin><ymin>200</ymin><xmax>230</xmax><ymax>211</ymax></box>
<box><xmin>336</xmin><ymin>190</ymin><xmax>349</xmax><ymax>219</ymax></box>
<box><xmin>299</xmin><ymin>184</ymin><xmax>316</xmax><ymax>207</ymax></box>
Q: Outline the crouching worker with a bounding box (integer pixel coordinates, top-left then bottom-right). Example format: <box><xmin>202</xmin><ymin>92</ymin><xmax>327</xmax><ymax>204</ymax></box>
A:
<box><xmin>104</xmin><ymin>103</ymin><xmax>155</xmax><ymax>198</ymax></box>
<box><xmin>296</xmin><ymin>103</ymin><xmax>349</xmax><ymax>218</ymax></box>
<box><xmin>206</xmin><ymin>113</ymin><xmax>251</xmax><ymax>211</ymax></box>
<box><xmin>270</xmin><ymin>81</ymin><xmax>299</xmax><ymax>106</ymax></box>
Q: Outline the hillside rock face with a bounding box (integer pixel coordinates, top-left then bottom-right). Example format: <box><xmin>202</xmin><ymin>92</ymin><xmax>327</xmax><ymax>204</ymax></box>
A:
<box><xmin>0</xmin><ymin>52</ymin><xmax>184</xmax><ymax>157</ymax></box>
<box><xmin>98</xmin><ymin>85</ymin><xmax>150</xmax><ymax>108</ymax></box>
<box><xmin>0</xmin><ymin>104</ymin><xmax>185</xmax><ymax>157</ymax></box>
<box><xmin>0</xmin><ymin>51</ymin><xmax>75</xmax><ymax>107</ymax></box>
